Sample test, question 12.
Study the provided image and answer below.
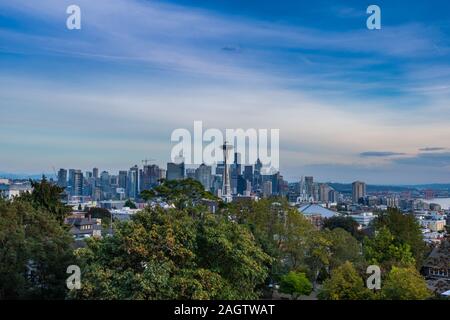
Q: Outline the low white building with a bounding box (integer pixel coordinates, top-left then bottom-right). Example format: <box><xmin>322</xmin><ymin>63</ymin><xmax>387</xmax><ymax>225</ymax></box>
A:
<box><xmin>111</xmin><ymin>207</ymin><xmax>141</xmax><ymax>221</ymax></box>
<box><xmin>0</xmin><ymin>183</ymin><xmax>33</xmax><ymax>200</ymax></box>
<box><xmin>349</xmin><ymin>212</ymin><xmax>376</xmax><ymax>227</ymax></box>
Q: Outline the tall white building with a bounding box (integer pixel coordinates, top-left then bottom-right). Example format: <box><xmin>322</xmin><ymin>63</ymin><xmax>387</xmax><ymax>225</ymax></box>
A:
<box><xmin>352</xmin><ymin>181</ymin><xmax>366</xmax><ymax>203</ymax></box>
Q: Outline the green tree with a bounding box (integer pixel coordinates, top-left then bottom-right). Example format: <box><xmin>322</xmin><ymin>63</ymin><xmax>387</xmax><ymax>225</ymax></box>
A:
<box><xmin>381</xmin><ymin>266</ymin><xmax>430</xmax><ymax>300</ymax></box>
<box><xmin>230</xmin><ymin>199</ymin><xmax>329</xmax><ymax>286</ymax></box>
<box><xmin>124</xmin><ymin>199</ymin><xmax>137</xmax><ymax>209</ymax></box>
<box><xmin>0</xmin><ymin>198</ymin><xmax>74</xmax><ymax>299</ymax></box>
<box><xmin>279</xmin><ymin>271</ymin><xmax>312</xmax><ymax>299</ymax></box>
<box><xmin>363</xmin><ymin>226</ymin><xmax>415</xmax><ymax>270</ymax></box>
<box><xmin>324</xmin><ymin>228</ymin><xmax>363</xmax><ymax>271</ymax></box>
<box><xmin>70</xmin><ymin>205</ymin><xmax>270</xmax><ymax>299</ymax></box>
<box><xmin>374</xmin><ymin>208</ymin><xmax>426</xmax><ymax>266</ymax></box>
<box><xmin>19</xmin><ymin>176</ymin><xmax>71</xmax><ymax>223</ymax></box>
<box><xmin>318</xmin><ymin>261</ymin><xmax>373</xmax><ymax>300</ymax></box>
<box><xmin>323</xmin><ymin>216</ymin><xmax>364</xmax><ymax>240</ymax></box>
<box><xmin>230</xmin><ymin>199</ymin><xmax>333</xmax><ymax>287</ymax></box>
<box><xmin>141</xmin><ymin>178</ymin><xmax>217</xmax><ymax>211</ymax></box>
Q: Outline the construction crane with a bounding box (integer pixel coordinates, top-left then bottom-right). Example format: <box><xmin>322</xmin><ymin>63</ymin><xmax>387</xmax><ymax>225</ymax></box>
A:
<box><xmin>142</xmin><ymin>158</ymin><xmax>156</xmax><ymax>166</ymax></box>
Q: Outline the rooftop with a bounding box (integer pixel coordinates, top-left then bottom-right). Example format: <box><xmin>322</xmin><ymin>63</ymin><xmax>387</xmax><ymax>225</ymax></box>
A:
<box><xmin>298</xmin><ymin>203</ymin><xmax>337</xmax><ymax>218</ymax></box>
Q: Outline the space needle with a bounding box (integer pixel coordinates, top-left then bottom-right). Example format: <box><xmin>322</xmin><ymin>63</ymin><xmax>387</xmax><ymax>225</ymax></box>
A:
<box><xmin>221</xmin><ymin>141</ymin><xmax>233</xmax><ymax>203</ymax></box>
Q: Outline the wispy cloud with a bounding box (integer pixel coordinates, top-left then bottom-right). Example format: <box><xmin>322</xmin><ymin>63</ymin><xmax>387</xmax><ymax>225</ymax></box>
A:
<box><xmin>360</xmin><ymin>151</ymin><xmax>406</xmax><ymax>157</ymax></box>
<box><xmin>393</xmin><ymin>152</ymin><xmax>450</xmax><ymax>167</ymax></box>
<box><xmin>419</xmin><ymin>147</ymin><xmax>446</xmax><ymax>152</ymax></box>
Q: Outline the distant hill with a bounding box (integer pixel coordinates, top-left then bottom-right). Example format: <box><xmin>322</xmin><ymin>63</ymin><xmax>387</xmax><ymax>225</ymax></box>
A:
<box><xmin>401</xmin><ymin>184</ymin><xmax>450</xmax><ymax>190</ymax></box>
<box><xmin>327</xmin><ymin>183</ymin><xmax>450</xmax><ymax>193</ymax></box>
<box><xmin>0</xmin><ymin>172</ymin><xmax>56</xmax><ymax>180</ymax></box>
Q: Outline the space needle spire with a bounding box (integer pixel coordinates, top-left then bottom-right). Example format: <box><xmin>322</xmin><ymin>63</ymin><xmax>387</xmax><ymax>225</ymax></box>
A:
<box><xmin>221</xmin><ymin>141</ymin><xmax>233</xmax><ymax>203</ymax></box>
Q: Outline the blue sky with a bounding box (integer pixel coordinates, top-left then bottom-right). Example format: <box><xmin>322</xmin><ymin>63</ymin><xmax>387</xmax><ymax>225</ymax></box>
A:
<box><xmin>1</xmin><ymin>0</ymin><xmax>450</xmax><ymax>184</ymax></box>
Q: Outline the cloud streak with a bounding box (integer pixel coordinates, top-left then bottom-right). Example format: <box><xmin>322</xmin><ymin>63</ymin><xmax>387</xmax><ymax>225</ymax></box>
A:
<box><xmin>360</xmin><ymin>151</ymin><xmax>406</xmax><ymax>157</ymax></box>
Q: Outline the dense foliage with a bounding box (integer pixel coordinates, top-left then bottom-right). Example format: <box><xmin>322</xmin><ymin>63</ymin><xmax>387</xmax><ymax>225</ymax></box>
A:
<box><xmin>279</xmin><ymin>271</ymin><xmax>312</xmax><ymax>298</ymax></box>
<box><xmin>70</xmin><ymin>206</ymin><xmax>270</xmax><ymax>299</ymax></box>
<box><xmin>0</xmin><ymin>197</ymin><xmax>74</xmax><ymax>299</ymax></box>
<box><xmin>0</xmin><ymin>179</ymin><xmax>434</xmax><ymax>300</ymax></box>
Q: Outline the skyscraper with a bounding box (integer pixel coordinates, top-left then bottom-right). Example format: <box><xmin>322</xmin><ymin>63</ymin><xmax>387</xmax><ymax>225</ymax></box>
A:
<box><xmin>72</xmin><ymin>170</ymin><xmax>83</xmax><ymax>196</ymax></box>
<box><xmin>100</xmin><ymin>171</ymin><xmax>110</xmax><ymax>196</ymax></box>
<box><xmin>253</xmin><ymin>159</ymin><xmax>262</xmax><ymax>192</ymax></box>
<box><xmin>57</xmin><ymin>168</ymin><xmax>67</xmax><ymax>188</ymax></box>
<box><xmin>262</xmin><ymin>180</ymin><xmax>272</xmax><ymax>198</ymax></box>
<box><xmin>186</xmin><ymin>168</ymin><xmax>196</xmax><ymax>179</ymax></box>
<box><xmin>166</xmin><ymin>162</ymin><xmax>185</xmax><ymax>180</ymax></box>
<box><xmin>352</xmin><ymin>181</ymin><xmax>366</xmax><ymax>203</ymax></box>
<box><xmin>128</xmin><ymin>165</ymin><xmax>139</xmax><ymax>199</ymax></box>
<box><xmin>319</xmin><ymin>183</ymin><xmax>331</xmax><ymax>202</ymax></box>
<box><xmin>305</xmin><ymin>176</ymin><xmax>314</xmax><ymax>200</ymax></box>
<box><xmin>118</xmin><ymin>170</ymin><xmax>128</xmax><ymax>190</ymax></box>
<box><xmin>141</xmin><ymin>164</ymin><xmax>161</xmax><ymax>191</ymax></box>
<box><xmin>92</xmin><ymin>168</ymin><xmax>99</xmax><ymax>179</ymax></box>
<box><xmin>215</xmin><ymin>161</ymin><xmax>225</xmax><ymax>176</ymax></box>
<box><xmin>243</xmin><ymin>165</ymin><xmax>253</xmax><ymax>182</ymax></box>
<box><xmin>195</xmin><ymin>163</ymin><xmax>212</xmax><ymax>191</ymax></box>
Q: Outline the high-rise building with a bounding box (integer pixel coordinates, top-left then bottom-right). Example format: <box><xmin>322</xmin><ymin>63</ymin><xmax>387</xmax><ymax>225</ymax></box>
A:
<box><xmin>57</xmin><ymin>168</ymin><xmax>67</xmax><ymax>188</ymax></box>
<box><xmin>92</xmin><ymin>168</ymin><xmax>99</xmax><ymax>179</ymax></box>
<box><xmin>253</xmin><ymin>159</ymin><xmax>262</xmax><ymax>192</ymax></box>
<box><xmin>212</xmin><ymin>174</ymin><xmax>223</xmax><ymax>196</ymax></box>
<box><xmin>237</xmin><ymin>175</ymin><xmax>247</xmax><ymax>195</ymax></box>
<box><xmin>305</xmin><ymin>176</ymin><xmax>314</xmax><ymax>199</ymax></box>
<box><xmin>230</xmin><ymin>164</ymin><xmax>239</xmax><ymax>195</ymax></box>
<box><xmin>166</xmin><ymin>162</ymin><xmax>185</xmax><ymax>180</ymax></box>
<box><xmin>352</xmin><ymin>181</ymin><xmax>366</xmax><ymax>203</ymax></box>
<box><xmin>68</xmin><ymin>169</ymin><xmax>75</xmax><ymax>191</ymax></box>
<box><xmin>243</xmin><ymin>165</ymin><xmax>253</xmax><ymax>182</ymax></box>
<box><xmin>128</xmin><ymin>165</ymin><xmax>139</xmax><ymax>199</ymax></box>
<box><xmin>141</xmin><ymin>164</ymin><xmax>161</xmax><ymax>191</ymax></box>
<box><xmin>319</xmin><ymin>183</ymin><xmax>331</xmax><ymax>202</ymax></box>
<box><xmin>186</xmin><ymin>168</ymin><xmax>196</xmax><ymax>179</ymax></box>
<box><xmin>72</xmin><ymin>170</ymin><xmax>83</xmax><ymax>196</ymax></box>
<box><xmin>312</xmin><ymin>183</ymin><xmax>319</xmax><ymax>202</ymax></box>
<box><xmin>158</xmin><ymin>168</ymin><xmax>166</xmax><ymax>180</ymax></box>
<box><xmin>215</xmin><ymin>162</ymin><xmax>225</xmax><ymax>176</ymax></box>
<box><xmin>118</xmin><ymin>171</ymin><xmax>128</xmax><ymax>190</ymax></box>
<box><xmin>195</xmin><ymin>163</ymin><xmax>212</xmax><ymax>191</ymax></box>
<box><xmin>233</xmin><ymin>152</ymin><xmax>242</xmax><ymax>175</ymax></box>
<box><xmin>262</xmin><ymin>181</ymin><xmax>272</xmax><ymax>198</ymax></box>
<box><xmin>261</xmin><ymin>172</ymin><xmax>279</xmax><ymax>195</ymax></box>
<box><xmin>328</xmin><ymin>189</ymin><xmax>340</xmax><ymax>203</ymax></box>
<box><xmin>100</xmin><ymin>171</ymin><xmax>110</xmax><ymax>196</ymax></box>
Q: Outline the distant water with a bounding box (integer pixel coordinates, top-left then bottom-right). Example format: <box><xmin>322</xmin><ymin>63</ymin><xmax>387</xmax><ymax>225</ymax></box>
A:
<box><xmin>423</xmin><ymin>198</ymin><xmax>450</xmax><ymax>210</ymax></box>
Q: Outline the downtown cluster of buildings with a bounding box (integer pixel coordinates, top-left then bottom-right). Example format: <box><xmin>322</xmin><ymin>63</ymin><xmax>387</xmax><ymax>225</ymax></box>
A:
<box><xmin>1</xmin><ymin>151</ymin><xmax>449</xmax><ymax>245</ymax></box>
<box><xmin>55</xmin><ymin>153</ymin><xmax>292</xmax><ymax>203</ymax></box>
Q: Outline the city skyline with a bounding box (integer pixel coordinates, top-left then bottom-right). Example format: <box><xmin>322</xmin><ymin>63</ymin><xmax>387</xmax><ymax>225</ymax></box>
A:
<box><xmin>1</xmin><ymin>0</ymin><xmax>450</xmax><ymax>184</ymax></box>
